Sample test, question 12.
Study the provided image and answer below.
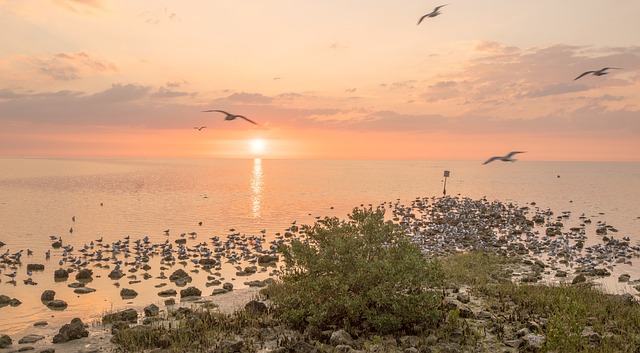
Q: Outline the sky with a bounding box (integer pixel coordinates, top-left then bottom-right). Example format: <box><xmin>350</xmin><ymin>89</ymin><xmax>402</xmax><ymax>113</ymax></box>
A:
<box><xmin>1</xmin><ymin>0</ymin><xmax>639</xmax><ymax>161</ymax></box>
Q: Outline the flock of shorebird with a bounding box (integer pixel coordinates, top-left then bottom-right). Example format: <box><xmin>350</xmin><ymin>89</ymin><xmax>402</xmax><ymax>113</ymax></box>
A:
<box><xmin>194</xmin><ymin>4</ymin><xmax>623</xmax><ymax>166</ymax></box>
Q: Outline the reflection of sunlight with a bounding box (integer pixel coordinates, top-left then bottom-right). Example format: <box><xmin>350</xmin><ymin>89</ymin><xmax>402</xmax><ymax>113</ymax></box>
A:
<box><xmin>251</xmin><ymin>158</ymin><xmax>263</xmax><ymax>217</ymax></box>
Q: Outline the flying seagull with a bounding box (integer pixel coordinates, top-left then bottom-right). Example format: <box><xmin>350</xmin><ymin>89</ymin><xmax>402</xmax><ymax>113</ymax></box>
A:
<box><xmin>417</xmin><ymin>4</ymin><xmax>448</xmax><ymax>25</ymax></box>
<box><xmin>194</xmin><ymin>126</ymin><xmax>206</xmax><ymax>131</ymax></box>
<box><xmin>483</xmin><ymin>151</ymin><xmax>525</xmax><ymax>165</ymax></box>
<box><xmin>574</xmin><ymin>67</ymin><xmax>622</xmax><ymax>81</ymax></box>
<box><xmin>202</xmin><ymin>110</ymin><xmax>258</xmax><ymax>125</ymax></box>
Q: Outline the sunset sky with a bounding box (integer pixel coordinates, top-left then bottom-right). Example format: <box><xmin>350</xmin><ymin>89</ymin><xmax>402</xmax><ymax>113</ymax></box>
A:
<box><xmin>1</xmin><ymin>0</ymin><xmax>639</xmax><ymax>160</ymax></box>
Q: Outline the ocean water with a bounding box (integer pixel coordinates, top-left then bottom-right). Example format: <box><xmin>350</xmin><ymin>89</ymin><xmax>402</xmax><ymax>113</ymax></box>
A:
<box><xmin>0</xmin><ymin>157</ymin><xmax>639</xmax><ymax>335</ymax></box>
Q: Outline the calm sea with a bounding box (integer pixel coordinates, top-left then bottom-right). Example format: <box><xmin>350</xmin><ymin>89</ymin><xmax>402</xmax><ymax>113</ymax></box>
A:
<box><xmin>0</xmin><ymin>158</ymin><xmax>639</xmax><ymax>335</ymax></box>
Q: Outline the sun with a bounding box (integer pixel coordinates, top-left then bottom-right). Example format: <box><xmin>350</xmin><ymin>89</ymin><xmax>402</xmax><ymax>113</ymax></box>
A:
<box><xmin>250</xmin><ymin>139</ymin><xmax>266</xmax><ymax>155</ymax></box>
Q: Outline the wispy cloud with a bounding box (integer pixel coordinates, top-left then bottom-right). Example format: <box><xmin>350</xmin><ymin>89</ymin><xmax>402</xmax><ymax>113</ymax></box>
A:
<box><xmin>25</xmin><ymin>52</ymin><xmax>117</xmax><ymax>81</ymax></box>
<box><xmin>52</xmin><ymin>0</ymin><xmax>105</xmax><ymax>14</ymax></box>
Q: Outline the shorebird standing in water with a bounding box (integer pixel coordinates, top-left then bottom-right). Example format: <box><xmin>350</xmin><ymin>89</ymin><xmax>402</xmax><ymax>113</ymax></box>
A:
<box><xmin>483</xmin><ymin>151</ymin><xmax>526</xmax><ymax>165</ymax></box>
<box><xmin>417</xmin><ymin>4</ymin><xmax>448</xmax><ymax>25</ymax></box>
<box><xmin>202</xmin><ymin>110</ymin><xmax>258</xmax><ymax>125</ymax></box>
<box><xmin>574</xmin><ymin>67</ymin><xmax>622</xmax><ymax>81</ymax></box>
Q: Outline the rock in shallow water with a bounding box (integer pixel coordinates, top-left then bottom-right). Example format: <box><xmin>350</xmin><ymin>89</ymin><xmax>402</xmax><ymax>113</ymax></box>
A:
<box><xmin>53</xmin><ymin>318</ymin><xmax>88</xmax><ymax>343</ymax></box>
<box><xmin>120</xmin><ymin>288</ymin><xmax>138</xmax><ymax>299</ymax></box>
<box><xmin>180</xmin><ymin>286</ymin><xmax>202</xmax><ymax>298</ymax></box>
<box><xmin>18</xmin><ymin>334</ymin><xmax>45</xmax><ymax>344</ymax></box>
<box><xmin>102</xmin><ymin>308</ymin><xmax>138</xmax><ymax>324</ymax></box>
<box><xmin>47</xmin><ymin>300</ymin><xmax>68</xmax><ymax>310</ymax></box>
<box><xmin>0</xmin><ymin>334</ymin><xmax>12</xmax><ymax>348</ymax></box>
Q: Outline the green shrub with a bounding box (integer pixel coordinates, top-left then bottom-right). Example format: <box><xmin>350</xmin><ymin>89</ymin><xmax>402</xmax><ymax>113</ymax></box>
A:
<box><xmin>267</xmin><ymin>207</ymin><xmax>444</xmax><ymax>334</ymax></box>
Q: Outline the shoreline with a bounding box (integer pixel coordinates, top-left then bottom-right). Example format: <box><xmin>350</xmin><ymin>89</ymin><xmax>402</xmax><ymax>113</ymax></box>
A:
<box><xmin>2</xmin><ymin>194</ymin><xmax>640</xmax><ymax>351</ymax></box>
<box><xmin>1</xmin><ymin>287</ymin><xmax>263</xmax><ymax>352</ymax></box>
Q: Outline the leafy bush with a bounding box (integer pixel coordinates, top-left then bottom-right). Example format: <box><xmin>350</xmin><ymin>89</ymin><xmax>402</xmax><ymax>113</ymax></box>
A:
<box><xmin>267</xmin><ymin>207</ymin><xmax>444</xmax><ymax>334</ymax></box>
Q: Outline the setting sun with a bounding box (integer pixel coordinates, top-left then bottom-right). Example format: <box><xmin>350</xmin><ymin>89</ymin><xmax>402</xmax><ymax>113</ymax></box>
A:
<box><xmin>250</xmin><ymin>139</ymin><xmax>266</xmax><ymax>155</ymax></box>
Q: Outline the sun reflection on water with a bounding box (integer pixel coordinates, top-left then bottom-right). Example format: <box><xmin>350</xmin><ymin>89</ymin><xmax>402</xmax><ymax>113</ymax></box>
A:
<box><xmin>251</xmin><ymin>158</ymin><xmax>263</xmax><ymax>217</ymax></box>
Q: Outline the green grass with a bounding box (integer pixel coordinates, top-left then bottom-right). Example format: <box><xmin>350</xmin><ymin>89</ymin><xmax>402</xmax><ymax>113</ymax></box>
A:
<box><xmin>441</xmin><ymin>251</ymin><xmax>640</xmax><ymax>352</ymax></box>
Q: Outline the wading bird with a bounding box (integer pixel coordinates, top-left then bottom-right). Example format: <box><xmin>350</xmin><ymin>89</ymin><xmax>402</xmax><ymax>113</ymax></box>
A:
<box><xmin>202</xmin><ymin>110</ymin><xmax>258</xmax><ymax>125</ymax></box>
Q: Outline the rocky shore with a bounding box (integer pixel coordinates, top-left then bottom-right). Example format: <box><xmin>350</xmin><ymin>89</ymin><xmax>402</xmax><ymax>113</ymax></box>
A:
<box><xmin>1</xmin><ymin>195</ymin><xmax>639</xmax><ymax>352</ymax></box>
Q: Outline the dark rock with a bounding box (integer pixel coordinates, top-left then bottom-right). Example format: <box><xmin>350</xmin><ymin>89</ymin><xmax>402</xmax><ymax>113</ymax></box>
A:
<box><xmin>180</xmin><ymin>286</ymin><xmax>202</xmax><ymax>298</ymax></box>
<box><xmin>158</xmin><ymin>289</ymin><xmax>177</xmax><ymax>297</ymax></box>
<box><xmin>164</xmin><ymin>298</ymin><xmax>175</xmax><ymax>306</ymax></box>
<box><xmin>75</xmin><ymin>269</ymin><xmax>93</xmax><ymax>280</ymax></box>
<box><xmin>144</xmin><ymin>304</ymin><xmax>159</xmax><ymax>317</ymax></box>
<box><xmin>33</xmin><ymin>321</ymin><xmax>48</xmax><ymax>327</ymax></box>
<box><xmin>26</xmin><ymin>264</ymin><xmax>45</xmax><ymax>271</ymax></box>
<box><xmin>52</xmin><ymin>318</ymin><xmax>88</xmax><ymax>343</ymax></box>
<box><xmin>205</xmin><ymin>279</ymin><xmax>222</xmax><ymax>287</ymax></box>
<box><xmin>211</xmin><ymin>288</ymin><xmax>228</xmax><ymax>295</ymax></box>
<box><xmin>169</xmin><ymin>269</ymin><xmax>192</xmax><ymax>283</ymax></box>
<box><xmin>120</xmin><ymin>288</ymin><xmax>138</xmax><ymax>299</ymax></box>
<box><xmin>257</xmin><ymin>255</ymin><xmax>278</xmax><ymax>266</ymax></box>
<box><xmin>222</xmin><ymin>282</ymin><xmax>233</xmax><ymax>291</ymax></box>
<box><xmin>9</xmin><ymin>298</ymin><xmax>21</xmax><ymax>307</ymax></box>
<box><xmin>0</xmin><ymin>295</ymin><xmax>12</xmax><ymax>306</ymax></box>
<box><xmin>73</xmin><ymin>287</ymin><xmax>96</xmax><ymax>294</ymax></box>
<box><xmin>110</xmin><ymin>321</ymin><xmax>129</xmax><ymax>335</ymax></box>
<box><xmin>47</xmin><ymin>300</ymin><xmax>68</xmax><ymax>310</ymax></box>
<box><xmin>103</xmin><ymin>308</ymin><xmax>138</xmax><ymax>324</ymax></box>
<box><xmin>39</xmin><ymin>349</ymin><xmax>55</xmax><ymax>353</ymax></box>
<box><xmin>108</xmin><ymin>269</ymin><xmax>124</xmax><ymax>280</ymax></box>
<box><xmin>67</xmin><ymin>282</ymin><xmax>85</xmax><ymax>288</ymax></box>
<box><xmin>0</xmin><ymin>334</ymin><xmax>12</xmax><ymax>348</ymax></box>
<box><xmin>244</xmin><ymin>280</ymin><xmax>267</xmax><ymax>287</ymax></box>
<box><xmin>18</xmin><ymin>334</ymin><xmax>45</xmax><ymax>344</ymax></box>
<box><xmin>618</xmin><ymin>274</ymin><xmax>631</xmax><ymax>283</ymax></box>
<box><xmin>572</xmin><ymin>274</ymin><xmax>587</xmax><ymax>284</ymax></box>
<box><xmin>244</xmin><ymin>300</ymin><xmax>267</xmax><ymax>315</ymax></box>
<box><xmin>53</xmin><ymin>269</ymin><xmax>68</xmax><ymax>281</ymax></box>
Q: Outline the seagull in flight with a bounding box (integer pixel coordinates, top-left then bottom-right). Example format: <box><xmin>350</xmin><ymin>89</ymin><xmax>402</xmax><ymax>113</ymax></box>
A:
<box><xmin>574</xmin><ymin>67</ymin><xmax>622</xmax><ymax>81</ymax></box>
<box><xmin>483</xmin><ymin>151</ymin><xmax>525</xmax><ymax>165</ymax></box>
<box><xmin>202</xmin><ymin>110</ymin><xmax>258</xmax><ymax>125</ymax></box>
<box><xmin>194</xmin><ymin>126</ymin><xmax>206</xmax><ymax>131</ymax></box>
<box><xmin>417</xmin><ymin>4</ymin><xmax>448</xmax><ymax>25</ymax></box>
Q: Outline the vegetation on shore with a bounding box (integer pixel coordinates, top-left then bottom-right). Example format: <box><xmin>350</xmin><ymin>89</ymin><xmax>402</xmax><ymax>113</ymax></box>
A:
<box><xmin>109</xmin><ymin>208</ymin><xmax>640</xmax><ymax>352</ymax></box>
